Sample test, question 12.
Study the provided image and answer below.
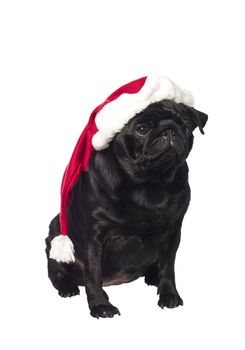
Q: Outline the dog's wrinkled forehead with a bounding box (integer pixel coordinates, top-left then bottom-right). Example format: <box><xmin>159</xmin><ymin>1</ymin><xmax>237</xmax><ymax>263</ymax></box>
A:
<box><xmin>136</xmin><ymin>100</ymin><xmax>189</xmax><ymax>123</ymax></box>
<box><xmin>129</xmin><ymin>99</ymin><xmax>208</xmax><ymax>135</ymax></box>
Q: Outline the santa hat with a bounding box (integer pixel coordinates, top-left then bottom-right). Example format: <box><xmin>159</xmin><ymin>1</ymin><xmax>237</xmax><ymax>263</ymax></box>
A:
<box><xmin>50</xmin><ymin>75</ymin><xmax>194</xmax><ymax>263</ymax></box>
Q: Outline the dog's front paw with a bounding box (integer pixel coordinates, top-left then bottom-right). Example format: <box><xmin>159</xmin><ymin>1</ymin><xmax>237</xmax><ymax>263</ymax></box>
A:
<box><xmin>158</xmin><ymin>292</ymin><xmax>183</xmax><ymax>309</ymax></box>
<box><xmin>90</xmin><ymin>304</ymin><xmax>121</xmax><ymax>319</ymax></box>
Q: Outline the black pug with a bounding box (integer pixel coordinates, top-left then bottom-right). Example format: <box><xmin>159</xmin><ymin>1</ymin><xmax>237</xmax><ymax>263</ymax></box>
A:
<box><xmin>45</xmin><ymin>99</ymin><xmax>208</xmax><ymax>318</ymax></box>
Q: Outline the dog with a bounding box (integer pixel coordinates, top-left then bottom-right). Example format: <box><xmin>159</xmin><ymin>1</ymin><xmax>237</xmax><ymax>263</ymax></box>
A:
<box><xmin>45</xmin><ymin>98</ymin><xmax>208</xmax><ymax>318</ymax></box>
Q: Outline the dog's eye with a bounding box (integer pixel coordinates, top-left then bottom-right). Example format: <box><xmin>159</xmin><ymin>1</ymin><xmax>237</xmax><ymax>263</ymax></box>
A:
<box><xmin>135</xmin><ymin>124</ymin><xmax>152</xmax><ymax>137</ymax></box>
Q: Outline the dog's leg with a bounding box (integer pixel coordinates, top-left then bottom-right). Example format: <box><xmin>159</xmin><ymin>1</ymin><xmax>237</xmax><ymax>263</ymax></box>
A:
<box><xmin>47</xmin><ymin>258</ymin><xmax>80</xmax><ymax>297</ymax></box>
<box><xmin>157</xmin><ymin>223</ymin><xmax>183</xmax><ymax>309</ymax></box>
<box><xmin>144</xmin><ymin>263</ymin><xmax>159</xmax><ymax>286</ymax></box>
<box><xmin>85</xmin><ymin>238</ymin><xmax>120</xmax><ymax>318</ymax></box>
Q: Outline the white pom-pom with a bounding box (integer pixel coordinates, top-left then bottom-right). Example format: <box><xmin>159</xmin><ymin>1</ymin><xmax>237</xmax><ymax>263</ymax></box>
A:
<box><xmin>50</xmin><ymin>235</ymin><xmax>75</xmax><ymax>263</ymax></box>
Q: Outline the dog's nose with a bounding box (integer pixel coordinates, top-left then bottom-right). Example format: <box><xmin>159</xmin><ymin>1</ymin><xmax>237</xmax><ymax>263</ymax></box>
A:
<box><xmin>162</xmin><ymin>129</ymin><xmax>175</xmax><ymax>138</ymax></box>
<box><xmin>162</xmin><ymin>129</ymin><xmax>175</xmax><ymax>146</ymax></box>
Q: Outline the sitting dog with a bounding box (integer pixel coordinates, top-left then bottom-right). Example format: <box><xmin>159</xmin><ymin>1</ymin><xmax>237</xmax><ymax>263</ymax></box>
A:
<box><xmin>45</xmin><ymin>76</ymin><xmax>208</xmax><ymax>318</ymax></box>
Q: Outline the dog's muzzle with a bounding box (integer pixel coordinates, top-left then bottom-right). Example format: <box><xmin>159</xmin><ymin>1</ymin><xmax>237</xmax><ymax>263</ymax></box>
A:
<box><xmin>162</xmin><ymin>129</ymin><xmax>176</xmax><ymax>147</ymax></box>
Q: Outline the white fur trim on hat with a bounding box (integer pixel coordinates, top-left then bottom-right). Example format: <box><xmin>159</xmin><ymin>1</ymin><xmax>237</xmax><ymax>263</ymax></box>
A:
<box><xmin>50</xmin><ymin>235</ymin><xmax>75</xmax><ymax>263</ymax></box>
<box><xmin>92</xmin><ymin>75</ymin><xmax>194</xmax><ymax>151</ymax></box>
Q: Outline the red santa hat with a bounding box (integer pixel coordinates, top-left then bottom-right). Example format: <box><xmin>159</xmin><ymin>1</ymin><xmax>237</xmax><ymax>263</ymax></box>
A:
<box><xmin>50</xmin><ymin>75</ymin><xmax>194</xmax><ymax>263</ymax></box>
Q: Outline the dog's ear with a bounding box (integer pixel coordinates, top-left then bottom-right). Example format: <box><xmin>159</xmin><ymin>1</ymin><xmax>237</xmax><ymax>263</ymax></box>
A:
<box><xmin>187</xmin><ymin>106</ymin><xmax>208</xmax><ymax>135</ymax></box>
<box><xmin>91</xmin><ymin>147</ymin><xmax>123</xmax><ymax>192</ymax></box>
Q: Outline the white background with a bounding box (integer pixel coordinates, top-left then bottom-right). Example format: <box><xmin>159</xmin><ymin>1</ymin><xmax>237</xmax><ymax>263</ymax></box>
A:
<box><xmin>1</xmin><ymin>0</ymin><xmax>244</xmax><ymax>349</ymax></box>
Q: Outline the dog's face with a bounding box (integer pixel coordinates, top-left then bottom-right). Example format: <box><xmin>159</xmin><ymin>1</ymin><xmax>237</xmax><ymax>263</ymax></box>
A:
<box><xmin>113</xmin><ymin>99</ymin><xmax>208</xmax><ymax>181</ymax></box>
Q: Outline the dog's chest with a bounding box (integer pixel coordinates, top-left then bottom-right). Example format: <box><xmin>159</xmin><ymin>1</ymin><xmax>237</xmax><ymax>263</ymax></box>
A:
<box><xmin>100</xmin><ymin>190</ymin><xmax>185</xmax><ymax>266</ymax></box>
<box><xmin>116</xmin><ymin>186</ymin><xmax>187</xmax><ymax>226</ymax></box>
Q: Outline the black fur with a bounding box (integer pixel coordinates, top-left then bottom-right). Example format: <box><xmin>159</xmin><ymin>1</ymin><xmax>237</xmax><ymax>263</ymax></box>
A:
<box><xmin>45</xmin><ymin>99</ymin><xmax>208</xmax><ymax>318</ymax></box>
